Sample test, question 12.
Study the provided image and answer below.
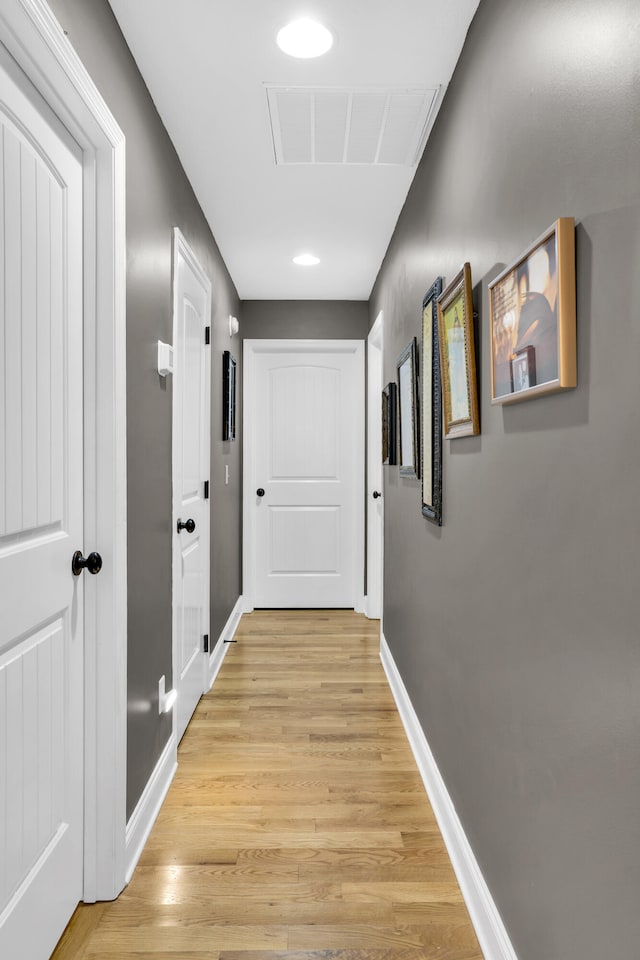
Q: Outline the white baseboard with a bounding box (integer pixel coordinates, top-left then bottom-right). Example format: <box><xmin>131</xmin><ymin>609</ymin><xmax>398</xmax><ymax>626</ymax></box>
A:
<box><xmin>125</xmin><ymin>734</ymin><xmax>177</xmax><ymax>884</ymax></box>
<box><xmin>207</xmin><ymin>594</ymin><xmax>245</xmax><ymax>690</ymax></box>
<box><xmin>380</xmin><ymin>633</ymin><xmax>518</xmax><ymax>960</ymax></box>
<box><xmin>354</xmin><ymin>595</ymin><xmax>366</xmax><ymax>614</ymax></box>
<box><xmin>124</xmin><ymin>596</ymin><xmax>245</xmax><ymax>885</ymax></box>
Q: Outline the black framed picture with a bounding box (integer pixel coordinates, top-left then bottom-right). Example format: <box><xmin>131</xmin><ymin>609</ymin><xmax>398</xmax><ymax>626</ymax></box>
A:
<box><xmin>223</xmin><ymin>350</ymin><xmax>236</xmax><ymax>441</ymax></box>
<box><xmin>382</xmin><ymin>382</ymin><xmax>397</xmax><ymax>465</ymax></box>
<box><xmin>422</xmin><ymin>277</ymin><xmax>443</xmax><ymax>525</ymax></box>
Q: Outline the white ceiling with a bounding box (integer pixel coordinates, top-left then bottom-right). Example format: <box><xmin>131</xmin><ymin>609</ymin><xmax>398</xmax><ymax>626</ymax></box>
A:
<box><xmin>107</xmin><ymin>0</ymin><xmax>480</xmax><ymax>300</ymax></box>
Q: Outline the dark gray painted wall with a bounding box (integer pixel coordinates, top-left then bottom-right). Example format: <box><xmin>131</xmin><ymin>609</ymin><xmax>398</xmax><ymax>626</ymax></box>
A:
<box><xmin>370</xmin><ymin>0</ymin><xmax>640</xmax><ymax>958</ymax></box>
<box><xmin>47</xmin><ymin>0</ymin><xmax>242</xmax><ymax>818</ymax></box>
<box><xmin>242</xmin><ymin>300</ymin><xmax>369</xmax><ymax>341</ymax></box>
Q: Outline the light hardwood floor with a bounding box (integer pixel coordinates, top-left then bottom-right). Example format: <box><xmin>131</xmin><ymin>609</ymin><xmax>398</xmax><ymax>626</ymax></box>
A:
<box><xmin>52</xmin><ymin>610</ymin><xmax>482</xmax><ymax>959</ymax></box>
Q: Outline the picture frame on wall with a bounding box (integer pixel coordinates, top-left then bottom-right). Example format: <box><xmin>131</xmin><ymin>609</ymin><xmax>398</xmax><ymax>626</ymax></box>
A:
<box><xmin>396</xmin><ymin>338</ymin><xmax>419</xmax><ymax>479</ymax></box>
<box><xmin>421</xmin><ymin>277</ymin><xmax>443</xmax><ymax>525</ymax></box>
<box><xmin>222</xmin><ymin>350</ymin><xmax>236</xmax><ymax>441</ymax></box>
<box><xmin>437</xmin><ymin>262</ymin><xmax>480</xmax><ymax>439</ymax></box>
<box><xmin>382</xmin><ymin>381</ymin><xmax>397</xmax><ymax>466</ymax></box>
<box><xmin>489</xmin><ymin>217</ymin><xmax>576</xmax><ymax>404</ymax></box>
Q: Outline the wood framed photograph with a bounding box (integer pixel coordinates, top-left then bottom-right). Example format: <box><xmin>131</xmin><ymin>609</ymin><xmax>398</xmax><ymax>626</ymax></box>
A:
<box><xmin>397</xmin><ymin>338</ymin><xmax>419</xmax><ymax>479</ymax></box>
<box><xmin>437</xmin><ymin>263</ymin><xmax>480</xmax><ymax>439</ymax></box>
<box><xmin>222</xmin><ymin>350</ymin><xmax>236</xmax><ymax>440</ymax></box>
<box><xmin>489</xmin><ymin>217</ymin><xmax>576</xmax><ymax>404</ymax></box>
<box><xmin>421</xmin><ymin>277</ymin><xmax>443</xmax><ymax>524</ymax></box>
<box><xmin>382</xmin><ymin>381</ymin><xmax>397</xmax><ymax>466</ymax></box>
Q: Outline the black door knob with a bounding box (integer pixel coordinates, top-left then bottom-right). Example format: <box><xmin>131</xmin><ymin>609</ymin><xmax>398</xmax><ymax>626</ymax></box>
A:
<box><xmin>72</xmin><ymin>550</ymin><xmax>103</xmax><ymax>576</ymax></box>
<box><xmin>177</xmin><ymin>518</ymin><xmax>196</xmax><ymax>533</ymax></box>
<box><xmin>256</xmin><ymin>488</ymin><xmax>265</xmax><ymax>497</ymax></box>
<box><xmin>373</xmin><ymin>490</ymin><xmax>382</xmax><ymax>499</ymax></box>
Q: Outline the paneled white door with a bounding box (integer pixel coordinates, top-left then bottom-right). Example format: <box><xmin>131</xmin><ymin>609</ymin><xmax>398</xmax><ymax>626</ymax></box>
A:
<box><xmin>366</xmin><ymin>313</ymin><xmax>383</xmax><ymax>619</ymax></box>
<box><xmin>172</xmin><ymin>230</ymin><xmax>211</xmax><ymax>743</ymax></box>
<box><xmin>0</xmin><ymin>45</ymin><xmax>84</xmax><ymax>959</ymax></box>
<box><xmin>244</xmin><ymin>340</ymin><xmax>364</xmax><ymax>608</ymax></box>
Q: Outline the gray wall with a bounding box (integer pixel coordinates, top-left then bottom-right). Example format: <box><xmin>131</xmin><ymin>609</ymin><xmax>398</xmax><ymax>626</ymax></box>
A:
<box><xmin>370</xmin><ymin>0</ymin><xmax>640</xmax><ymax>958</ymax></box>
<box><xmin>47</xmin><ymin>0</ymin><xmax>242</xmax><ymax>818</ymax></box>
<box><xmin>242</xmin><ymin>300</ymin><xmax>369</xmax><ymax>341</ymax></box>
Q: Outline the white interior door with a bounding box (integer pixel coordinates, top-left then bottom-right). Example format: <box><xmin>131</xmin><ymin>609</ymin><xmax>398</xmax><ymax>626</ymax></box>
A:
<box><xmin>244</xmin><ymin>340</ymin><xmax>364</xmax><ymax>609</ymax></box>
<box><xmin>0</xmin><ymin>44</ymin><xmax>84</xmax><ymax>959</ymax></box>
<box><xmin>366</xmin><ymin>313</ymin><xmax>384</xmax><ymax>619</ymax></box>
<box><xmin>172</xmin><ymin>229</ymin><xmax>211</xmax><ymax>744</ymax></box>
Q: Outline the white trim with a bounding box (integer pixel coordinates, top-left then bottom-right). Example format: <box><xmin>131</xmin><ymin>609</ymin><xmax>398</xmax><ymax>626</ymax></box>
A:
<box><xmin>0</xmin><ymin>0</ymin><xmax>128</xmax><ymax>902</ymax></box>
<box><xmin>354</xmin><ymin>596</ymin><xmax>366</xmax><ymax>615</ymax></box>
<box><xmin>380</xmin><ymin>633</ymin><xmax>519</xmax><ymax>960</ymax></box>
<box><xmin>207</xmin><ymin>594</ymin><xmax>245</xmax><ymax>690</ymax></box>
<box><xmin>124</xmin><ymin>736</ymin><xmax>177</xmax><ymax>885</ymax></box>
<box><xmin>243</xmin><ymin>339</ymin><xmax>365</xmax><ymax>610</ymax></box>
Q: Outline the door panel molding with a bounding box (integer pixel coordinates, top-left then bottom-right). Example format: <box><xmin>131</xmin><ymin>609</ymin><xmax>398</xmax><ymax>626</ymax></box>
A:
<box><xmin>0</xmin><ymin>0</ymin><xmax>128</xmax><ymax>905</ymax></box>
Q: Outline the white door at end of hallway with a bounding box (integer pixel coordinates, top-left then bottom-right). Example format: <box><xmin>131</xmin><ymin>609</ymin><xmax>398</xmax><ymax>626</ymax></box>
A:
<box><xmin>0</xmin><ymin>43</ymin><xmax>85</xmax><ymax>960</ymax></box>
<box><xmin>244</xmin><ymin>340</ymin><xmax>365</xmax><ymax>609</ymax></box>
<box><xmin>172</xmin><ymin>230</ymin><xmax>211</xmax><ymax>743</ymax></box>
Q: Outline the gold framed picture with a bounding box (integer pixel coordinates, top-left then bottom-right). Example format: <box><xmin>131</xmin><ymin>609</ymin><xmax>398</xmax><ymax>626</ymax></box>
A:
<box><xmin>437</xmin><ymin>263</ymin><xmax>480</xmax><ymax>439</ymax></box>
<box><xmin>489</xmin><ymin>218</ymin><xmax>576</xmax><ymax>404</ymax></box>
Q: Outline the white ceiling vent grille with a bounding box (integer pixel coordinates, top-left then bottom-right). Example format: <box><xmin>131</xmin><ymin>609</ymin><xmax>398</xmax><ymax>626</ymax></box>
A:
<box><xmin>265</xmin><ymin>85</ymin><xmax>441</xmax><ymax>166</ymax></box>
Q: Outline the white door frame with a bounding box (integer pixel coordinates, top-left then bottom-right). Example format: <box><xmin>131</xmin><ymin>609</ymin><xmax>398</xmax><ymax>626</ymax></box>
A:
<box><xmin>243</xmin><ymin>339</ymin><xmax>365</xmax><ymax>612</ymax></box>
<box><xmin>365</xmin><ymin>311</ymin><xmax>384</xmax><ymax>620</ymax></box>
<box><xmin>0</xmin><ymin>0</ymin><xmax>128</xmax><ymax>902</ymax></box>
<box><xmin>171</xmin><ymin>227</ymin><xmax>211</xmax><ymax>742</ymax></box>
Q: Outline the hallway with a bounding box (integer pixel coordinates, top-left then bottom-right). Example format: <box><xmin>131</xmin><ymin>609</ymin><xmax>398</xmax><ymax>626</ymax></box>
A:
<box><xmin>52</xmin><ymin>610</ymin><xmax>481</xmax><ymax>958</ymax></box>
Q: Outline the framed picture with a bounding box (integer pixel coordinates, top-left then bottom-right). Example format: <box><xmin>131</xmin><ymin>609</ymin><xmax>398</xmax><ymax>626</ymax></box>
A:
<box><xmin>421</xmin><ymin>277</ymin><xmax>443</xmax><ymax>525</ymax></box>
<box><xmin>222</xmin><ymin>350</ymin><xmax>236</xmax><ymax>440</ymax></box>
<box><xmin>489</xmin><ymin>217</ymin><xmax>576</xmax><ymax>404</ymax></box>
<box><xmin>437</xmin><ymin>263</ymin><xmax>480</xmax><ymax>439</ymax></box>
<box><xmin>396</xmin><ymin>338</ymin><xmax>419</xmax><ymax>479</ymax></box>
<box><xmin>382</xmin><ymin>382</ymin><xmax>397</xmax><ymax>465</ymax></box>
<box><xmin>511</xmin><ymin>345</ymin><xmax>536</xmax><ymax>393</ymax></box>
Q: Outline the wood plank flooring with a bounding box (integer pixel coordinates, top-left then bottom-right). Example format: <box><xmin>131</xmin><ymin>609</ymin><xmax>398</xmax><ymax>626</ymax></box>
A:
<box><xmin>52</xmin><ymin>610</ymin><xmax>482</xmax><ymax>959</ymax></box>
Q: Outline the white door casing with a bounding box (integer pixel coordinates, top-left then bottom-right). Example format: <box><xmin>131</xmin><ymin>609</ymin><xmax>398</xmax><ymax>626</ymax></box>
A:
<box><xmin>243</xmin><ymin>340</ymin><xmax>364</xmax><ymax>609</ymax></box>
<box><xmin>172</xmin><ymin>229</ymin><xmax>211</xmax><ymax>744</ymax></box>
<box><xmin>366</xmin><ymin>312</ymin><xmax>384</xmax><ymax>620</ymax></box>
<box><xmin>0</xmin><ymin>43</ymin><xmax>84</xmax><ymax>960</ymax></box>
<box><xmin>0</xmin><ymin>0</ymin><xmax>127</xmax><ymax>910</ymax></box>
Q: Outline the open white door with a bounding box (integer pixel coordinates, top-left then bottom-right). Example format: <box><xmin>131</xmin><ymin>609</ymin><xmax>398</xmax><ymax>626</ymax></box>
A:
<box><xmin>244</xmin><ymin>339</ymin><xmax>364</xmax><ymax>609</ymax></box>
<box><xmin>172</xmin><ymin>229</ymin><xmax>211</xmax><ymax>743</ymax></box>
<box><xmin>0</xmin><ymin>44</ymin><xmax>85</xmax><ymax>959</ymax></box>
<box><xmin>366</xmin><ymin>312</ymin><xmax>384</xmax><ymax>620</ymax></box>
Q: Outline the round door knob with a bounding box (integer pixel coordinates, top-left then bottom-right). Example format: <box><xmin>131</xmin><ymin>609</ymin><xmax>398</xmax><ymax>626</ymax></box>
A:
<box><xmin>72</xmin><ymin>550</ymin><xmax>103</xmax><ymax>576</ymax></box>
<box><xmin>256</xmin><ymin>488</ymin><xmax>265</xmax><ymax>497</ymax></box>
<box><xmin>177</xmin><ymin>518</ymin><xmax>196</xmax><ymax>533</ymax></box>
<box><xmin>373</xmin><ymin>490</ymin><xmax>382</xmax><ymax>499</ymax></box>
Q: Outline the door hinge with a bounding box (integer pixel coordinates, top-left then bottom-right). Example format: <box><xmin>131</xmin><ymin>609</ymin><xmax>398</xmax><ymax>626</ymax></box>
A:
<box><xmin>203</xmin><ymin>633</ymin><xmax>209</xmax><ymax>653</ymax></box>
<box><xmin>204</xmin><ymin>480</ymin><xmax>209</xmax><ymax>500</ymax></box>
<box><xmin>205</xmin><ymin>326</ymin><xmax>210</xmax><ymax>345</ymax></box>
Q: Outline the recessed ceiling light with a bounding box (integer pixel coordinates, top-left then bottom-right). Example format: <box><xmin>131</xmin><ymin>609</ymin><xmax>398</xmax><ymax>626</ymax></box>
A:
<box><xmin>293</xmin><ymin>253</ymin><xmax>320</xmax><ymax>266</ymax></box>
<box><xmin>277</xmin><ymin>19</ymin><xmax>333</xmax><ymax>59</ymax></box>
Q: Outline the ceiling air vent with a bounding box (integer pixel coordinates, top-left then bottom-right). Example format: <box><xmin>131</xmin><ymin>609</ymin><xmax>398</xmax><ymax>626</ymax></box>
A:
<box><xmin>265</xmin><ymin>85</ymin><xmax>441</xmax><ymax>166</ymax></box>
